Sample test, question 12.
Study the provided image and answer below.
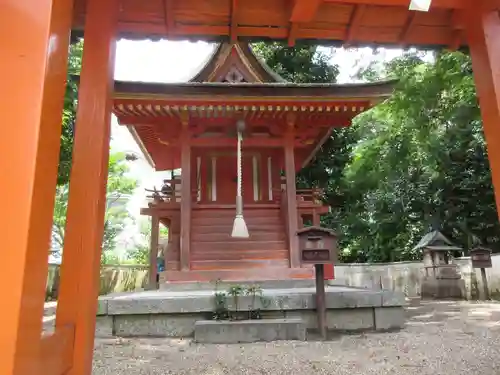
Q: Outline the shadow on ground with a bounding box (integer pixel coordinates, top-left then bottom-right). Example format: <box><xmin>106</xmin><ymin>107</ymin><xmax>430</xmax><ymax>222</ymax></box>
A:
<box><xmin>405</xmin><ymin>299</ymin><xmax>500</xmax><ymax>330</ymax></box>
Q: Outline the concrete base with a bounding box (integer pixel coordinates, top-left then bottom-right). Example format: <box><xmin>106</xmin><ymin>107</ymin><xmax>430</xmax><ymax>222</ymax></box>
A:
<box><xmin>95</xmin><ymin>285</ymin><xmax>407</xmax><ymax>339</ymax></box>
<box><xmin>194</xmin><ymin>319</ymin><xmax>306</xmax><ymax>343</ymax></box>
<box><xmin>421</xmin><ymin>278</ymin><xmax>465</xmax><ymax>300</ymax></box>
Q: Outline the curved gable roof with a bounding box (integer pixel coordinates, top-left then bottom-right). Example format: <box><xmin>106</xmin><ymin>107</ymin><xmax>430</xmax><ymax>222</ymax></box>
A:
<box><xmin>188</xmin><ymin>42</ymin><xmax>285</xmax><ymax>83</ymax></box>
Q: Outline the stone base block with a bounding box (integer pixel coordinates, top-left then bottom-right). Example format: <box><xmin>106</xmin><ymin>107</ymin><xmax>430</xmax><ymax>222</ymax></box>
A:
<box><xmin>374</xmin><ymin>307</ymin><xmax>405</xmax><ymax>331</ymax></box>
<box><xmin>421</xmin><ymin>278</ymin><xmax>465</xmax><ymax>299</ymax></box>
<box><xmin>194</xmin><ymin>319</ymin><xmax>306</xmax><ymax>344</ymax></box>
<box><xmin>286</xmin><ymin>308</ymin><xmax>374</xmax><ymax>331</ymax></box>
<box><xmin>95</xmin><ymin>316</ymin><xmax>113</xmax><ymax>338</ymax></box>
<box><xmin>114</xmin><ymin>314</ymin><xmax>200</xmax><ymax>337</ymax></box>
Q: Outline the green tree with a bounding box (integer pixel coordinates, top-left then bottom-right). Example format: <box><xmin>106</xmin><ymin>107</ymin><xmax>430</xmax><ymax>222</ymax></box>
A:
<box><xmin>252</xmin><ymin>42</ymin><xmax>356</xmax><ymax>238</ymax></box>
<box><xmin>58</xmin><ymin>39</ymin><xmax>83</xmax><ymax>185</ymax></box>
<box><xmin>52</xmin><ymin>151</ymin><xmax>138</xmax><ymax>263</ymax></box>
<box><xmin>252</xmin><ymin>42</ymin><xmax>338</xmax><ymax>83</ymax></box>
<box><xmin>126</xmin><ymin>218</ymin><xmax>169</xmax><ymax>265</ymax></box>
<box><xmin>341</xmin><ymin>51</ymin><xmax>499</xmax><ymax>262</ymax></box>
<box><xmin>253</xmin><ymin>42</ymin><xmax>499</xmax><ymax>262</ymax></box>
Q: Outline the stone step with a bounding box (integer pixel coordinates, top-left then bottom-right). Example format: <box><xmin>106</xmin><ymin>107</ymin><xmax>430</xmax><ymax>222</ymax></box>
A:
<box><xmin>164</xmin><ymin>267</ymin><xmax>315</xmax><ymax>283</ymax></box>
<box><xmin>194</xmin><ymin>319</ymin><xmax>306</xmax><ymax>344</ymax></box>
<box><xmin>159</xmin><ymin>279</ymin><xmax>316</xmax><ymax>291</ymax></box>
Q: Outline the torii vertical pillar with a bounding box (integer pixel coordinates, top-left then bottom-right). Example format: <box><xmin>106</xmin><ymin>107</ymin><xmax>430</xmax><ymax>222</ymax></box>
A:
<box><xmin>0</xmin><ymin>0</ymin><xmax>73</xmax><ymax>374</ymax></box>
<box><xmin>466</xmin><ymin>7</ymin><xmax>500</xmax><ymax>217</ymax></box>
<box><xmin>55</xmin><ymin>0</ymin><xmax>119</xmax><ymax>374</ymax></box>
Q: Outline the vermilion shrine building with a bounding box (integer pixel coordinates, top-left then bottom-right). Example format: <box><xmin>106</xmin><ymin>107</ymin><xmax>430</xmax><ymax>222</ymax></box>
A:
<box><xmin>3</xmin><ymin>0</ymin><xmax>500</xmax><ymax>374</ymax></box>
<box><xmin>113</xmin><ymin>42</ymin><xmax>394</xmax><ymax>284</ymax></box>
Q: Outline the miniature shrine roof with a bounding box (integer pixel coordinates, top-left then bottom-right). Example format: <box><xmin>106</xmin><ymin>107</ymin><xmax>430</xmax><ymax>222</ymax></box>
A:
<box><xmin>112</xmin><ymin>42</ymin><xmax>396</xmax><ymax>171</ymax></box>
<box><xmin>72</xmin><ymin>0</ymin><xmax>469</xmax><ymax>49</ymax></box>
<box><xmin>413</xmin><ymin>230</ymin><xmax>463</xmax><ymax>252</ymax></box>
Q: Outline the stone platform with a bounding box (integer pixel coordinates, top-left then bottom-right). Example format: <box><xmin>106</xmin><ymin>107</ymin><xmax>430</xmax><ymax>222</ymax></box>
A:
<box><xmin>95</xmin><ymin>285</ymin><xmax>406</xmax><ymax>339</ymax></box>
<box><xmin>194</xmin><ymin>319</ymin><xmax>306</xmax><ymax>343</ymax></box>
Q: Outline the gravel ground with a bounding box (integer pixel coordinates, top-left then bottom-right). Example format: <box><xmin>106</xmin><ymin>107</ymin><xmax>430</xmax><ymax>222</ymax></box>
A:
<box><xmin>90</xmin><ymin>301</ymin><xmax>500</xmax><ymax>375</ymax></box>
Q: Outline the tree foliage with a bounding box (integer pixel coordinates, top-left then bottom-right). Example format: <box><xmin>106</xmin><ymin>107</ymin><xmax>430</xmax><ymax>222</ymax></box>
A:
<box><xmin>126</xmin><ymin>218</ymin><xmax>169</xmax><ymax>265</ymax></box>
<box><xmin>253</xmin><ymin>43</ymin><xmax>499</xmax><ymax>263</ymax></box>
<box><xmin>52</xmin><ymin>152</ymin><xmax>138</xmax><ymax>263</ymax></box>
<box><xmin>342</xmin><ymin>51</ymin><xmax>499</xmax><ymax>262</ymax></box>
<box><xmin>58</xmin><ymin>39</ymin><xmax>83</xmax><ymax>185</ymax></box>
<box><xmin>252</xmin><ymin>42</ymin><xmax>338</xmax><ymax>83</ymax></box>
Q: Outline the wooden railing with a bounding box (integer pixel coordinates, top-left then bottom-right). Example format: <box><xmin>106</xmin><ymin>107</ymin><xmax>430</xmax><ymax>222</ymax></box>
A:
<box><xmin>296</xmin><ymin>188</ymin><xmax>325</xmax><ymax>206</ymax></box>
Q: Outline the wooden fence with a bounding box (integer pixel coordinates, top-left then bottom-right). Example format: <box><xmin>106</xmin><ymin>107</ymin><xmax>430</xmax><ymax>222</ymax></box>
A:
<box><xmin>46</xmin><ymin>263</ymin><xmax>149</xmax><ymax>300</ymax></box>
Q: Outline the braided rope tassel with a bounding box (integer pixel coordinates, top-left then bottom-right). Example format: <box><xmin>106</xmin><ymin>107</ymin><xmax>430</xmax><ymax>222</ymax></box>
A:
<box><xmin>236</xmin><ymin>130</ymin><xmax>243</xmax><ymax>207</ymax></box>
<box><xmin>231</xmin><ymin>121</ymin><xmax>249</xmax><ymax>238</ymax></box>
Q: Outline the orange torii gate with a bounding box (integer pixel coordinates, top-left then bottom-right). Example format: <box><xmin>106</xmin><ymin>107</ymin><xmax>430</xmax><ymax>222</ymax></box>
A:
<box><xmin>1</xmin><ymin>0</ymin><xmax>499</xmax><ymax>374</ymax></box>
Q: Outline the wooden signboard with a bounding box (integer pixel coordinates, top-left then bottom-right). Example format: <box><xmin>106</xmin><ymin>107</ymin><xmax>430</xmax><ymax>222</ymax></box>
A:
<box><xmin>301</xmin><ymin>249</ymin><xmax>331</xmax><ymax>263</ymax></box>
<box><xmin>297</xmin><ymin>226</ymin><xmax>338</xmax><ymax>265</ymax></box>
<box><xmin>471</xmin><ymin>250</ymin><xmax>492</xmax><ymax>269</ymax></box>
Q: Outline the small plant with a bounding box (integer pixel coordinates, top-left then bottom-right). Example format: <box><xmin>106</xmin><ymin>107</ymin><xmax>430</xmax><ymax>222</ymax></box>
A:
<box><xmin>227</xmin><ymin>284</ymin><xmax>245</xmax><ymax>319</ymax></box>
<box><xmin>245</xmin><ymin>284</ymin><xmax>263</xmax><ymax>319</ymax></box>
<box><xmin>211</xmin><ymin>279</ymin><xmax>229</xmax><ymax>320</ymax></box>
<box><xmin>260</xmin><ymin>295</ymin><xmax>272</xmax><ymax>309</ymax></box>
<box><xmin>210</xmin><ymin>282</ymin><xmax>270</xmax><ymax>321</ymax></box>
<box><xmin>213</xmin><ymin>291</ymin><xmax>229</xmax><ymax>320</ymax></box>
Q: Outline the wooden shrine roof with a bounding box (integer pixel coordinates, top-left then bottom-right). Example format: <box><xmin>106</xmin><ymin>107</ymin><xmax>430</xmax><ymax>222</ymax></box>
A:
<box><xmin>189</xmin><ymin>43</ymin><xmax>285</xmax><ymax>83</ymax></box>
<box><xmin>113</xmin><ymin>80</ymin><xmax>395</xmax><ymax>171</ymax></box>
<box><xmin>72</xmin><ymin>0</ymin><xmax>474</xmax><ymax>49</ymax></box>
<box><xmin>113</xmin><ymin>79</ymin><xmax>396</xmax><ymax>100</ymax></box>
<box><xmin>111</xmin><ymin>41</ymin><xmax>396</xmax><ymax>171</ymax></box>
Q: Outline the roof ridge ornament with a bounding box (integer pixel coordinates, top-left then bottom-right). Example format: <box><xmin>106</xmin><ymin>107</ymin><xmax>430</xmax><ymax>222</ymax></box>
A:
<box><xmin>409</xmin><ymin>0</ymin><xmax>432</xmax><ymax>11</ymax></box>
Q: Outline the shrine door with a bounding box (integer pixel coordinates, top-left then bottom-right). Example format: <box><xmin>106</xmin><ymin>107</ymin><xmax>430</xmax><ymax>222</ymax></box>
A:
<box><xmin>215</xmin><ymin>154</ymin><xmax>256</xmax><ymax>204</ymax></box>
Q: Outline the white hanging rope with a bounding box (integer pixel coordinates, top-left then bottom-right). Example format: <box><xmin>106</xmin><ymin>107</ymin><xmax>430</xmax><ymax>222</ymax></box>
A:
<box><xmin>237</xmin><ymin>130</ymin><xmax>243</xmax><ymax>203</ymax></box>
<box><xmin>231</xmin><ymin>120</ymin><xmax>249</xmax><ymax>238</ymax></box>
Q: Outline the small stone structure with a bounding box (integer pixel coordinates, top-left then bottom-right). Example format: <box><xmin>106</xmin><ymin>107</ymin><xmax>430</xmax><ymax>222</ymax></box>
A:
<box><xmin>194</xmin><ymin>319</ymin><xmax>306</xmax><ymax>343</ymax></box>
<box><xmin>94</xmin><ymin>283</ymin><xmax>406</xmax><ymax>341</ymax></box>
<box><xmin>414</xmin><ymin>230</ymin><xmax>465</xmax><ymax>299</ymax></box>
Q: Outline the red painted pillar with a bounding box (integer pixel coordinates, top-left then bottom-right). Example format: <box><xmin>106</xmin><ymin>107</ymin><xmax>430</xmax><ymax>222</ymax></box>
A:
<box><xmin>55</xmin><ymin>0</ymin><xmax>119</xmax><ymax>374</ymax></box>
<box><xmin>180</xmin><ymin>121</ymin><xmax>192</xmax><ymax>270</ymax></box>
<box><xmin>284</xmin><ymin>124</ymin><xmax>300</xmax><ymax>268</ymax></box>
<box><xmin>0</xmin><ymin>0</ymin><xmax>73</xmax><ymax>374</ymax></box>
<box><xmin>466</xmin><ymin>7</ymin><xmax>500</xmax><ymax>218</ymax></box>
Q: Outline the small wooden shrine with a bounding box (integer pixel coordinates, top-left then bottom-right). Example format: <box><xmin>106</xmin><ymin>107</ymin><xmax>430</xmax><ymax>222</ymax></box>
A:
<box><xmin>113</xmin><ymin>42</ymin><xmax>394</xmax><ymax>284</ymax></box>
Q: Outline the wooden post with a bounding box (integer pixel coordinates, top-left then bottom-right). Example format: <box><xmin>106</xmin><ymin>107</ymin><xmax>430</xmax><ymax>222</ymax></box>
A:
<box><xmin>180</xmin><ymin>122</ymin><xmax>192</xmax><ymax>271</ymax></box>
<box><xmin>148</xmin><ymin>216</ymin><xmax>160</xmax><ymax>290</ymax></box>
<box><xmin>0</xmin><ymin>1</ymin><xmax>73</xmax><ymax>374</ymax></box>
<box><xmin>55</xmin><ymin>0</ymin><xmax>118</xmax><ymax>374</ymax></box>
<box><xmin>480</xmin><ymin>268</ymin><xmax>490</xmax><ymax>300</ymax></box>
<box><xmin>466</xmin><ymin>8</ymin><xmax>500</xmax><ymax>218</ymax></box>
<box><xmin>315</xmin><ymin>264</ymin><xmax>327</xmax><ymax>340</ymax></box>
<box><xmin>284</xmin><ymin>125</ymin><xmax>300</xmax><ymax>268</ymax></box>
